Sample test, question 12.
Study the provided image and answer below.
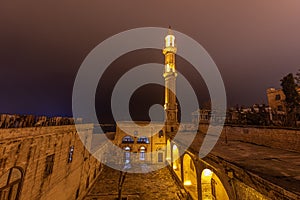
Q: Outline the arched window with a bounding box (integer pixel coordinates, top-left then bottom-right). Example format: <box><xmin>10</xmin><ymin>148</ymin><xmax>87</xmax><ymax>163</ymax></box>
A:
<box><xmin>0</xmin><ymin>167</ymin><xmax>23</xmax><ymax>200</ymax></box>
<box><xmin>137</xmin><ymin>137</ymin><xmax>149</xmax><ymax>144</ymax></box>
<box><xmin>124</xmin><ymin>147</ymin><xmax>130</xmax><ymax>151</ymax></box>
<box><xmin>139</xmin><ymin>146</ymin><xmax>146</xmax><ymax>161</ymax></box>
<box><xmin>124</xmin><ymin>147</ymin><xmax>131</xmax><ymax>164</ymax></box>
<box><xmin>122</xmin><ymin>136</ymin><xmax>134</xmax><ymax>144</ymax></box>
<box><xmin>159</xmin><ymin>130</ymin><xmax>164</xmax><ymax>138</ymax></box>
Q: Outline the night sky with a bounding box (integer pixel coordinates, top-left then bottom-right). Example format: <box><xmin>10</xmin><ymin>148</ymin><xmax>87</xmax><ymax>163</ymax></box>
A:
<box><xmin>1</xmin><ymin>1</ymin><xmax>300</xmax><ymax>121</ymax></box>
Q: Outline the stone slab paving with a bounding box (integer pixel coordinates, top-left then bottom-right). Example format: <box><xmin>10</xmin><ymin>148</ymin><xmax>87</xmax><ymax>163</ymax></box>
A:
<box><xmin>84</xmin><ymin>165</ymin><xmax>184</xmax><ymax>200</ymax></box>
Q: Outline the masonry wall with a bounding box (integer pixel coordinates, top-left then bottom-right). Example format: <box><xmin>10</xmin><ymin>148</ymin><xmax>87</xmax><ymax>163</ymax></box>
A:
<box><xmin>234</xmin><ymin>181</ymin><xmax>271</xmax><ymax>200</ymax></box>
<box><xmin>0</xmin><ymin>125</ymin><xmax>101</xmax><ymax>200</ymax></box>
<box><xmin>198</xmin><ymin>124</ymin><xmax>300</xmax><ymax>153</ymax></box>
<box><xmin>226</xmin><ymin>126</ymin><xmax>300</xmax><ymax>152</ymax></box>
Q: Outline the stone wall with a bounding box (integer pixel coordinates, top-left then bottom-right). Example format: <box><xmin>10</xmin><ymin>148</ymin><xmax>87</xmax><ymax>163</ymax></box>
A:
<box><xmin>0</xmin><ymin>124</ymin><xmax>101</xmax><ymax>200</ymax></box>
<box><xmin>0</xmin><ymin>114</ymin><xmax>80</xmax><ymax>129</ymax></box>
<box><xmin>224</xmin><ymin>126</ymin><xmax>300</xmax><ymax>153</ymax></box>
<box><xmin>198</xmin><ymin>124</ymin><xmax>300</xmax><ymax>153</ymax></box>
<box><xmin>234</xmin><ymin>181</ymin><xmax>271</xmax><ymax>200</ymax></box>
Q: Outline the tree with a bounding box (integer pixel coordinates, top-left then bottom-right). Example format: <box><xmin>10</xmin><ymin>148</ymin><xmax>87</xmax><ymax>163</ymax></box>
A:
<box><xmin>280</xmin><ymin>73</ymin><xmax>300</xmax><ymax>127</ymax></box>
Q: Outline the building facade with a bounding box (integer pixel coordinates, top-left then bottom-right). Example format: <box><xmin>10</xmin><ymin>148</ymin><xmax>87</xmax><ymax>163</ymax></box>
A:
<box><xmin>267</xmin><ymin>88</ymin><xmax>287</xmax><ymax>112</ymax></box>
<box><xmin>267</xmin><ymin>87</ymin><xmax>300</xmax><ymax>112</ymax></box>
<box><xmin>113</xmin><ymin>121</ymin><xmax>166</xmax><ymax>165</ymax></box>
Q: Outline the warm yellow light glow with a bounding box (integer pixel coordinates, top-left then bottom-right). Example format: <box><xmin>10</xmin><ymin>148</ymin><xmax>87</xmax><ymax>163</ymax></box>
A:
<box><xmin>173</xmin><ymin>164</ymin><xmax>177</xmax><ymax>170</ymax></box>
<box><xmin>166</xmin><ymin>64</ymin><xmax>171</xmax><ymax>72</ymax></box>
<box><xmin>165</xmin><ymin>35</ymin><xmax>175</xmax><ymax>47</ymax></box>
<box><xmin>166</xmin><ymin>157</ymin><xmax>171</xmax><ymax>160</ymax></box>
<box><xmin>203</xmin><ymin>169</ymin><xmax>213</xmax><ymax>177</ymax></box>
<box><xmin>184</xmin><ymin>180</ymin><xmax>192</xmax><ymax>186</ymax></box>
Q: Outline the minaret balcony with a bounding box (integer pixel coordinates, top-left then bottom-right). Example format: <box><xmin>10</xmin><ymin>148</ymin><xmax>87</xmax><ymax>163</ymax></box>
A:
<box><xmin>163</xmin><ymin>72</ymin><xmax>178</xmax><ymax>78</ymax></box>
<box><xmin>163</xmin><ymin>46</ymin><xmax>177</xmax><ymax>54</ymax></box>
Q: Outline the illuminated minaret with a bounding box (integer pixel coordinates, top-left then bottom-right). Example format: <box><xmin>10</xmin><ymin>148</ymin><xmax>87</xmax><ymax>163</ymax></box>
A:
<box><xmin>163</xmin><ymin>27</ymin><xmax>178</xmax><ymax>133</ymax></box>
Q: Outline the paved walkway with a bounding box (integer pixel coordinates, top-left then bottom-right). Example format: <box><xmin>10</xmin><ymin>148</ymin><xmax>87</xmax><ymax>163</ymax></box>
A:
<box><xmin>84</xmin><ymin>165</ymin><xmax>185</xmax><ymax>200</ymax></box>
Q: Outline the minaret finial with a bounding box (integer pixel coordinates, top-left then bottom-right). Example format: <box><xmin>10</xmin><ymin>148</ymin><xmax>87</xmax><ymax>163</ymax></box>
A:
<box><xmin>168</xmin><ymin>26</ymin><xmax>173</xmax><ymax>35</ymax></box>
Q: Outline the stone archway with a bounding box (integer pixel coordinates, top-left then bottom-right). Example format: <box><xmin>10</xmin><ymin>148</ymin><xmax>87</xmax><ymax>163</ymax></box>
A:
<box><xmin>0</xmin><ymin>167</ymin><xmax>23</xmax><ymax>200</ymax></box>
<box><xmin>172</xmin><ymin>144</ymin><xmax>181</xmax><ymax>180</ymax></box>
<box><xmin>201</xmin><ymin>168</ymin><xmax>229</xmax><ymax>200</ymax></box>
<box><xmin>183</xmin><ymin>154</ymin><xmax>198</xmax><ymax>200</ymax></box>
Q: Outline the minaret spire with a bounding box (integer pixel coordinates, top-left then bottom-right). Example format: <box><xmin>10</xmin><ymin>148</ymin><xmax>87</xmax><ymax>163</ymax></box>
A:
<box><xmin>163</xmin><ymin>27</ymin><xmax>178</xmax><ymax>135</ymax></box>
<box><xmin>168</xmin><ymin>25</ymin><xmax>173</xmax><ymax>35</ymax></box>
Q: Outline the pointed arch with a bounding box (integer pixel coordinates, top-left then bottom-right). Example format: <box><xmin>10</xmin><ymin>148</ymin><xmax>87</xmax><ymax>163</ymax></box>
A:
<box><xmin>201</xmin><ymin>168</ymin><xmax>229</xmax><ymax>200</ymax></box>
<box><xmin>183</xmin><ymin>154</ymin><xmax>198</xmax><ymax>200</ymax></box>
<box><xmin>166</xmin><ymin>140</ymin><xmax>171</xmax><ymax>164</ymax></box>
<box><xmin>172</xmin><ymin>144</ymin><xmax>181</xmax><ymax>180</ymax></box>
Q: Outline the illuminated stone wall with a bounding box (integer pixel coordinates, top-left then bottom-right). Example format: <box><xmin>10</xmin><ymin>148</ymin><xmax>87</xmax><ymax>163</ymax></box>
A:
<box><xmin>0</xmin><ymin>125</ymin><xmax>101</xmax><ymax>200</ymax></box>
<box><xmin>234</xmin><ymin>181</ymin><xmax>271</xmax><ymax>200</ymax></box>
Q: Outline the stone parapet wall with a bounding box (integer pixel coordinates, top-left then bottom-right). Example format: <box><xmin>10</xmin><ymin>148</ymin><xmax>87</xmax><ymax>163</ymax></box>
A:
<box><xmin>225</xmin><ymin>126</ymin><xmax>300</xmax><ymax>153</ymax></box>
<box><xmin>198</xmin><ymin>124</ymin><xmax>300</xmax><ymax>153</ymax></box>
<box><xmin>0</xmin><ymin>114</ymin><xmax>82</xmax><ymax>129</ymax></box>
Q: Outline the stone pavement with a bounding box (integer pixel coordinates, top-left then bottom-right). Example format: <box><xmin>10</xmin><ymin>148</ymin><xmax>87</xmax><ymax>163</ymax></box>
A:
<box><xmin>84</xmin><ymin>165</ymin><xmax>186</xmax><ymax>200</ymax></box>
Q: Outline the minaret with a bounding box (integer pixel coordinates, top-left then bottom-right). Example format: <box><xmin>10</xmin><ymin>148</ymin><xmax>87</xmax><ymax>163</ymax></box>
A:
<box><xmin>163</xmin><ymin>27</ymin><xmax>178</xmax><ymax>134</ymax></box>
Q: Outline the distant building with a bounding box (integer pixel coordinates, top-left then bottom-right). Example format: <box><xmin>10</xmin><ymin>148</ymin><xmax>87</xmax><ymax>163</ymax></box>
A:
<box><xmin>191</xmin><ymin>109</ymin><xmax>227</xmax><ymax>125</ymax></box>
<box><xmin>267</xmin><ymin>88</ymin><xmax>287</xmax><ymax>112</ymax></box>
<box><xmin>267</xmin><ymin>87</ymin><xmax>300</xmax><ymax>112</ymax></box>
<box><xmin>192</xmin><ymin>109</ymin><xmax>210</xmax><ymax>124</ymax></box>
<box><xmin>192</xmin><ymin>104</ymin><xmax>275</xmax><ymax>126</ymax></box>
<box><xmin>267</xmin><ymin>87</ymin><xmax>300</xmax><ymax>126</ymax></box>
